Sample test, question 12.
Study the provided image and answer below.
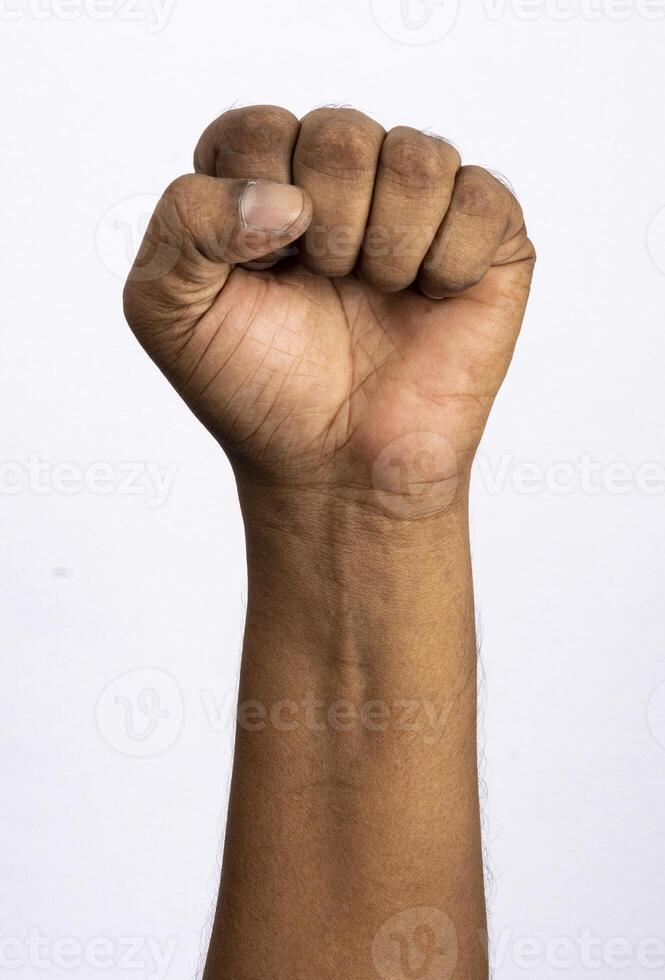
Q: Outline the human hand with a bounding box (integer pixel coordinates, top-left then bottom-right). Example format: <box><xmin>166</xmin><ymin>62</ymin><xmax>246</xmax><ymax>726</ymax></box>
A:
<box><xmin>123</xmin><ymin>105</ymin><xmax>535</xmax><ymax>515</ymax></box>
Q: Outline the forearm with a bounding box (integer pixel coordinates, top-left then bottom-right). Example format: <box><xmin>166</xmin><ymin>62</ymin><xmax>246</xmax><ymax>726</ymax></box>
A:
<box><xmin>204</xmin><ymin>484</ymin><xmax>487</xmax><ymax>979</ymax></box>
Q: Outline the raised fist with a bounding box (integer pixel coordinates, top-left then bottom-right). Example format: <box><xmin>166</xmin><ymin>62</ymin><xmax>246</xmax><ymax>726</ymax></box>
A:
<box><xmin>123</xmin><ymin>105</ymin><xmax>535</xmax><ymax>513</ymax></box>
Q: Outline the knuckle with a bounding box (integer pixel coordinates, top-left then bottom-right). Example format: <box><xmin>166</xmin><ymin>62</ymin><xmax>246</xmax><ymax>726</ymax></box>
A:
<box><xmin>509</xmin><ymin>193</ymin><xmax>526</xmax><ymax>235</ymax></box>
<box><xmin>194</xmin><ymin>105</ymin><xmax>297</xmax><ymax>172</ymax></box>
<box><xmin>430</xmin><ymin>135</ymin><xmax>462</xmax><ymax>171</ymax></box>
<box><xmin>193</xmin><ymin>126</ymin><xmax>216</xmax><ymax>173</ymax></box>
<box><xmin>220</xmin><ymin>104</ymin><xmax>298</xmax><ymax>152</ymax></box>
<box><xmin>163</xmin><ymin>174</ymin><xmax>198</xmax><ymax>210</ymax></box>
<box><xmin>453</xmin><ymin>167</ymin><xmax>503</xmax><ymax>219</ymax></box>
<box><xmin>299</xmin><ymin>109</ymin><xmax>382</xmax><ymax>175</ymax></box>
<box><xmin>383</xmin><ymin>129</ymin><xmax>449</xmax><ymax>186</ymax></box>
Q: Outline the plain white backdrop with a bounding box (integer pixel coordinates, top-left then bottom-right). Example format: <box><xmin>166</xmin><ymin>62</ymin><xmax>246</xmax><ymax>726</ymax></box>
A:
<box><xmin>2</xmin><ymin>0</ymin><xmax>665</xmax><ymax>977</ymax></box>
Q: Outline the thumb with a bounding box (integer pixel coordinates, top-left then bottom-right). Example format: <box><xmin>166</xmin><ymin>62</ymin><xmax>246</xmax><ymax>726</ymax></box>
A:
<box><xmin>123</xmin><ymin>174</ymin><xmax>311</xmax><ymax>329</ymax></box>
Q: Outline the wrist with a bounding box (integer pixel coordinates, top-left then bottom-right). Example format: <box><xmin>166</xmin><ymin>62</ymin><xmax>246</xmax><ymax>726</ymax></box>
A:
<box><xmin>236</xmin><ymin>474</ymin><xmax>471</xmax><ymax>553</ymax></box>
<box><xmin>235</xmin><ymin>478</ymin><xmax>475</xmax><ymax>675</ymax></box>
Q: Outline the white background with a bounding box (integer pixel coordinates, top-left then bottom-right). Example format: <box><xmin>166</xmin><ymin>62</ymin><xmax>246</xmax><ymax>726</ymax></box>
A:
<box><xmin>2</xmin><ymin>0</ymin><xmax>665</xmax><ymax>977</ymax></box>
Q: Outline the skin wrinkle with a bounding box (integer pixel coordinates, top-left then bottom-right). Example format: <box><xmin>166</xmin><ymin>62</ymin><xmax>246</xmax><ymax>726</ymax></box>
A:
<box><xmin>193</xmin><ymin>280</ymin><xmax>324</xmax><ymax>436</ymax></box>
<box><xmin>325</xmin><ymin>278</ymin><xmax>360</xmax><ymax>450</ymax></box>
<box><xmin>223</xmin><ymin>340</ymin><xmax>287</xmax><ymax>446</ymax></box>
<box><xmin>179</xmin><ymin>306</ymin><xmax>232</xmax><ymax>390</ymax></box>
<box><xmin>240</xmin><ymin>351</ymin><xmax>315</xmax><ymax>459</ymax></box>
<box><xmin>223</xmin><ymin>335</ymin><xmax>338</xmax><ymax>458</ymax></box>
<box><xmin>327</xmin><ymin>293</ymin><xmax>406</xmax><ymax>446</ymax></box>
<box><xmin>247</xmin><ymin>356</ymin><xmax>331</xmax><ymax>443</ymax></box>
<box><xmin>191</xmin><ymin>313</ymin><xmax>256</xmax><ymax>410</ymax></box>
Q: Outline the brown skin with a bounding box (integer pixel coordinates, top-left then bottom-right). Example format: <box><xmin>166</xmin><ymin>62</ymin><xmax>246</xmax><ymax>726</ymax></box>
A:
<box><xmin>124</xmin><ymin>105</ymin><xmax>535</xmax><ymax>979</ymax></box>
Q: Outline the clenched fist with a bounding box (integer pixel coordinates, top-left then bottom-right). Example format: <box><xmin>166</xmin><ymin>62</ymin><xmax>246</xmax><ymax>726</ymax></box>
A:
<box><xmin>123</xmin><ymin>105</ymin><xmax>535</xmax><ymax>513</ymax></box>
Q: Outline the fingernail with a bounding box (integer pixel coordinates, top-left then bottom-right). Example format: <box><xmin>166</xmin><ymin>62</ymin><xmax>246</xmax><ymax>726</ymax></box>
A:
<box><xmin>240</xmin><ymin>181</ymin><xmax>305</xmax><ymax>233</ymax></box>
